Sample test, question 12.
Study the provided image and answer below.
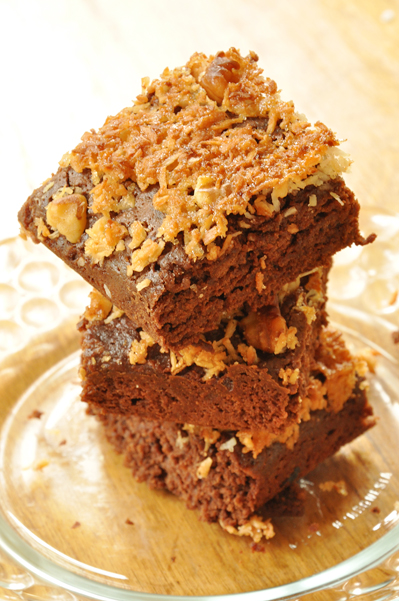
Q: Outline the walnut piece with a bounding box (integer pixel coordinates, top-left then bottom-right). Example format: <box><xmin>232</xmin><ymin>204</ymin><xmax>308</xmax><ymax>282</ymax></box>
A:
<box><xmin>200</xmin><ymin>54</ymin><xmax>240</xmax><ymax>104</ymax></box>
<box><xmin>46</xmin><ymin>194</ymin><xmax>87</xmax><ymax>243</ymax></box>
<box><xmin>219</xmin><ymin>437</ymin><xmax>237</xmax><ymax>452</ymax></box>
<box><xmin>129</xmin><ymin>331</ymin><xmax>155</xmax><ymax>365</ymax></box>
<box><xmin>240</xmin><ymin>305</ymin><xmax>289</xmax><ymax>354</ymax></box>
<box><xmin>84</xmin><ymin>289</ymin><xmax>112</xmax><ymax>321</ymax></box>
<box><xmin>196</xmin><ymin>457</ymin><xmax>212</xmax><ymax>479</ymax></box>
<box><xmin>136</xmin><ymin>278</ymin><xmax>151</xmax><ymax>291</ymax></box>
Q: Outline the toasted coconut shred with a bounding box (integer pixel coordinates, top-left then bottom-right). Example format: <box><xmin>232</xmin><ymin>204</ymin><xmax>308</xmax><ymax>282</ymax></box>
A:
<box><xmin>59</xmin><ymin>48</ymin><xmax>350</xmax><ymax>266</ymax></box>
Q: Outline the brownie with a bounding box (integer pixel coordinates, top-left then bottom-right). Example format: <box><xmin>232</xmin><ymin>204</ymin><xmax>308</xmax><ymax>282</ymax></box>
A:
<box><xmin>79</xmin><ymin>268</ymin><xmax>329</xmax><ymax>432</ymax></box>
<box><xmin>18</xmin><ymin>48</ymin><xmax>375</xmax><ymax>350</ymax></box>
<box><xmin>91</xmin><ymin>376</ymin><xmax>374</xmax><ymax>534</ymax></box>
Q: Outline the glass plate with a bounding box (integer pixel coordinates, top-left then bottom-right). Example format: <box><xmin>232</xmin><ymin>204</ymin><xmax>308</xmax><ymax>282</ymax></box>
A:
<box><xmin>0</xmin><ymin>211</ymin><xmax>398</xmax><ymax>601</ymax></box>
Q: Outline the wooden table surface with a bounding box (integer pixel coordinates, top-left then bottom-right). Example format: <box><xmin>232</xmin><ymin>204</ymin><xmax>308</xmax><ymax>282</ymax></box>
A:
<box><xmin>0</xmin><ymin>1</ymin><xmax>399</xmax><ymax>599</ymax></box>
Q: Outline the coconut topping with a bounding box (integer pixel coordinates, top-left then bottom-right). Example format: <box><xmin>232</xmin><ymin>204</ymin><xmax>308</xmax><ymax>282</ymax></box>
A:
<box><xmin>314</xmin><ymin>328</ymin><xmax>363</xmax><ymax>413</ymax></box>
<box><xmin>63</xmin><ymin>48</ymin><xmax>348</xmax><ymax>264</ymax></box>
<box><xmin>220</xmin><ymin>515</ymin><xmax>275</xmax><ymax>542</ymax></box>
<box><xmin>85</xmin><ymin>216</ymin><xmax>128</xmax><ymax>265</ymax></box>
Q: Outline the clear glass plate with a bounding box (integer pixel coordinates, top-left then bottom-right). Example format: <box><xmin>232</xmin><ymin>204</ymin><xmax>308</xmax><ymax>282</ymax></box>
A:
<box><xmin>0</xmin><ymin>211</ymin><xmax>398</xmax><ymax>601</ymax></box>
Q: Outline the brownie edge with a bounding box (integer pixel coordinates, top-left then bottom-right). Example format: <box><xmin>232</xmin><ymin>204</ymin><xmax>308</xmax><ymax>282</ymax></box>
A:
<box><xmin>91</xmin><ymin>380</ymin><xmax>374</xmax><ymax>529</ymax></box>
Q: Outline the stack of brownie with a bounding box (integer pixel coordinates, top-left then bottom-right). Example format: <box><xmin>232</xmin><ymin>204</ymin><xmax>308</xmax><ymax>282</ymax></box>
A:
<box><xmin>18</xmin><ymin>49</ymin><xmax>376</xmax><ymax>541</ymax></box>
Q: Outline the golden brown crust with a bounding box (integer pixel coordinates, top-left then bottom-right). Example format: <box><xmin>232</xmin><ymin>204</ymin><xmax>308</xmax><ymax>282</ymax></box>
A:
<box><xmin>64</xmin><ymin>48</ymin><xmax>344</xmax><ymax>262</ymax></box>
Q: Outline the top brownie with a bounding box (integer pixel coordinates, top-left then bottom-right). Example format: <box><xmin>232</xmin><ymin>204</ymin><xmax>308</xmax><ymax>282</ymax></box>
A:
<box><xmin>18</xmin><ymin>48</ymin><xmax>374</xmax><ymax>350</ymax></box>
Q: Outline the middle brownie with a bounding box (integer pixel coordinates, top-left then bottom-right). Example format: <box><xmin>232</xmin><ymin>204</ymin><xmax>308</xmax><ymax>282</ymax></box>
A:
<box><xmin>79</xmin><ymin>267</ymin><xmax>328</xmax><ymax>433</ymax></box>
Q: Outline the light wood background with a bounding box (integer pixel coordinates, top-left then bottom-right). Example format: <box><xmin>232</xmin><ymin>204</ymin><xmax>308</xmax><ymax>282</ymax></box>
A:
<box><xmin>1</xmin><ymin>0</ymin><xmax>399</xmax><ymax>243</ymax></box>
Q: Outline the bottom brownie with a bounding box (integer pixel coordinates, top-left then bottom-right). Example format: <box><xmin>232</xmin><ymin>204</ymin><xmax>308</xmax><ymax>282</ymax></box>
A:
<box><xmin>90</xmin><ymin>371</ymin><xmax>374</xmax><ymax>541</ymax></box>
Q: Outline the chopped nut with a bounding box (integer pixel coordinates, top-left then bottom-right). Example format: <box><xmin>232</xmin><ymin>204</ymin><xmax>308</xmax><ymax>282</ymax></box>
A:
<box><xmin>183</xmin><ymin>423</ymin><xmax>196</xmax><ymax>434</ymax></box>
<box><xmin>220</xmin><ymin>515</ymin><xmax>275</xmax><ymax>543</ymax></box>
<box><xmin>176</xmin><ymin>430</ymin><xmax>189</xmax><ymax>448</ymax></box>
<box><xmin>255</xmin><ymin>272</ymin><xmax>265</xmax><ymax>294</ymax></box>
<box><xmin>308</xmin><ymin>194</ymin><xmax>317</xmax><ymax>207</ymax></box>
<box><xmin>330</xmin><ymin>192</ymin><xmax>344</xmax><ymax>205</ymax></box>
<box><xmin>287</xmin><ymin>224</ymin><xmax>299</xmax><ymax>234</ymax></box>
<box><xmin>284</xmin><ymin>207</ymin><xmax>297</xmax><ymax>217</ymax></box>
<box><xmin>137</xmin><ymin>278</ymin><xmax>151</xmax><ymax>291</ymax></box>
<box><xmin>84</xmin><ymin>289</ymin><xmax>113</xmax><ymax>321</ymax></box>
<box><xmin>200</xmin><ymin>54</ymin><xmax>240</xmax><ymax>104</ymax></box>
<box><xmin>219</xmin><ymin>437</ymin><xmax>237</xmax><ymax>452</ymax></box>
<box><xmin>193</xmin><ymin>175</ymin><xmax>220</xmax><ymax>208</ymax></box>
<box><xmin>46</xmin><ymin>193</ymin><xmax>87</xmax><ymax>243</ymax></box>
<box><xmin>104</xmin><ymin>306</ymin><xmax>124</xmax><ymax>324</ymax></box>
<box><xmin>240</xmin><ymin>306</ymin><xmax>289</xmax><ymax>354</ymax></box>
<box><xmin>200</xmin><ymin>428</ymin><xmax>221</xmax><ymax>454</ymax></box>
<box><xmin>196</xmin><ymin>457</ymin><xmax>212</xmax><ymax>479</ymax></box>
<box><xmin>129</xmin><ymin>331</ymin><xmax>155</xmax><ymax>365</ymax></box>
